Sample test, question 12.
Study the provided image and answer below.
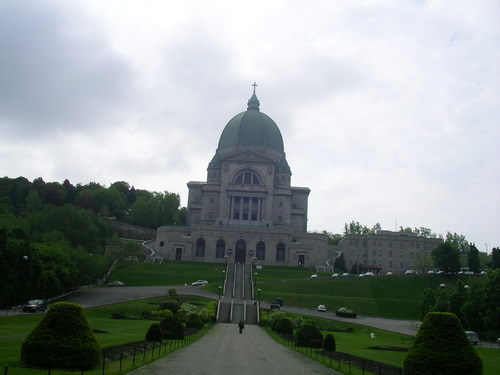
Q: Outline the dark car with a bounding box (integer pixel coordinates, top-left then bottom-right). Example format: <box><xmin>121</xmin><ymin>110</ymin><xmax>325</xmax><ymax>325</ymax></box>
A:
<box><xmin>23</xmin><ymin>299</ymin><xmax>47</xmax><ymax>313</ymax></box>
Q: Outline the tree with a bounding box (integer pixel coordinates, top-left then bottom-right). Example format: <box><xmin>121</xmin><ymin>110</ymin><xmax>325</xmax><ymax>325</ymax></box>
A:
<box><xmin>448</xmin><ymin>280</ymin><xmax>467</xmax><ymax>325</ymax></box>
<box><xmin>467</xmin><ymin>243</ymin><xmax>480</xmax><ymax>273</ymax></box>
<box><xmin>492</xmin><ymin>247</ymin><xmax>500</xmax><ymax>269</ymax></box>
<box><xmin>445</xmin><ymin>232</ymin><xmax>468</xmax><ymax>253</ymax></box>
<box><xmin>334</xmin><ymin>253</ymin><xmax>346</xmax><ymax>272</ymax></box>
<box><xmin>403</xmin><ymin>312</ymin><xmax>482</xmax><ymax>375</ymax></box>
<box><xmin>419</xmin><ymin>287</ymin><xmax>436</xmax><ymax>320</ymax></box>
<box><xmin>323</xmin><ymin>333</ymin><xmax>336</xmax><ymax>352</ymax></box>
<box><xmin>432</xmin><ymin>242</ymin><xmax>461</xmax><ymax>273</ymax></box>
<box><xmin>321</xmin><ymin>230</ymin><xmax>342</xmax><ymax>245</ymax></box>
<box><xmin>21</xmin><ymin>302</ymin><xmax>101</xmax><ymax>370</ymax></box>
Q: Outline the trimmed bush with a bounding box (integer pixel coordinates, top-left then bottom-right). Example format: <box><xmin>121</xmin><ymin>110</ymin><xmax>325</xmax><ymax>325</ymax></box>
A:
<box><xmin>295</xmin><ymin>323</ymin><xmax>323</xmax><ymax>347</ymax></box>
<box><xmin>159</xmin><ymin>301</ymin><xmax>180</xmax><ymax>313</ymax></box>
<box><xmin>159</xmin><ymin>315</ymin><xmax>185</xmax><ymax>339</ymax></box>
<box><xmin>403</xmin><ymin>312</ymin><xmax>482</xmax><ymax>375</ymax></box>
<box><xmin>185</xmin><ymin>313</ymin><xmax>204</xmax><ymax>329</ymax></box>
<box><xmin>323</xmin><ymin>333</ymin><xmax>336</xmax><ymax>351</ymax></box>
<box><xmin>145</xmin><ymin>323</ymin><xmax>163</xmax><ymax>341</ymax></box>
<box><xmin>274</xmin><ymin>317</ymin><xmax>294</xmax><ymax>334</ymax></box>
<box><xmin>21</xmin><ymin>302</ymin><xmax>100</xmax><ymax>370</ymax></box>
<box><xmin>335</xmin><ymin>306</ymin><xmax>357</xmax><ymax>318</ymax></box>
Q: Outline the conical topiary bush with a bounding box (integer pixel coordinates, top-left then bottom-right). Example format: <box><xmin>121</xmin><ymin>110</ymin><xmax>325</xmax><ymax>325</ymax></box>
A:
<box><xmin>21</xmin><ymin>302</ymin><xmax>101</xmax><ymax>370</ymax></box>
<box><xmin>403</xmin><ymin>312</ymin><xmax>482</xmax><ymax>375</ymax></box>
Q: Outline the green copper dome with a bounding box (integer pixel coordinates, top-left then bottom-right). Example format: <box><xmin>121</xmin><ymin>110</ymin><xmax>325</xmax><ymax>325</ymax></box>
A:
<box><xmin>217</xmin><ymin>91</ymin><xmax>285</xmax><ymax>153</ymax></box>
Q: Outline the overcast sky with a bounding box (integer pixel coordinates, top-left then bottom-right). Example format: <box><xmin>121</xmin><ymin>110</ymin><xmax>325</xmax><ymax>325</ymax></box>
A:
<box><xmin>1</xmin><ymin>0</ymin><xmax>498</xmax><ymax>251</ymax></box>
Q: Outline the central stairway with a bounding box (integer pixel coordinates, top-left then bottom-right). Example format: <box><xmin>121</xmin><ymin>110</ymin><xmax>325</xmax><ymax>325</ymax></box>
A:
<box><xmin>217</xmin><ymin>262</ymin><xmax>258</xmax><ymax>325</ymax></box>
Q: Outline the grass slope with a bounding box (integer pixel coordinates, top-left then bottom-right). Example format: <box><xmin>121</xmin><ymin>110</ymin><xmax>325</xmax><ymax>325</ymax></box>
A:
<box><xmin>110</xmin><ymin>262</ymin><xmax>469</xmax><ymax>320</ymax></box>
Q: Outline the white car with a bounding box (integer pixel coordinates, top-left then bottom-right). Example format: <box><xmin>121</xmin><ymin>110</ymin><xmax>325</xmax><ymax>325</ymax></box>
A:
<box><xmin>331</xmin><ymin>273</ymin><xmax>339</xmax><ymax>277</ymax></box>
<box><xmin>317</xmin><ymin>304</ymin><xmax>327</xmax><ymax>312</ymax></box>
<box><xmin>191</xmin><ymin>280</ymin><xmax>208</xmax><ymax>286</ymax></box>
<box><xmin>405</xmin><ymin>270</ymin><xmax>415</xmax><ymax>275</ymax></box>
<box><xmin>385</xmin><ymin>271</ymin><xmax>393</xmax><ymax>276</ymax></box>
<box><xmin>310</xmin><ymin>274</ymin><xmax>318</xmax><ymax>279</ymax></box>
<box><xmin>364</xmin><ymin>271</ymin><xmax>374</xmax><ymax>276</ymax></box>
<box><xmin>341</xmin><ymin>273</ymin><xmax>349</xmax><ymax>277</ymax></box>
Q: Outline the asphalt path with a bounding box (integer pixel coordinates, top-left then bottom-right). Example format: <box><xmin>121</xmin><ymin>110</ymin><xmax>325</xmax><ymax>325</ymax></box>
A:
<box><xmin>128</xmin><ymin>323</ymin><xmax>340</xmax><ymax>375</ymax></box>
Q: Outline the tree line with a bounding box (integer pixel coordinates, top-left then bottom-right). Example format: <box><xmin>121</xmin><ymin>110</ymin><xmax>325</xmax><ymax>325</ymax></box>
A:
<box><xmin>0</xmin><ymin>176</ymin><xmax>186</xmax><ymax>308</ymax></box>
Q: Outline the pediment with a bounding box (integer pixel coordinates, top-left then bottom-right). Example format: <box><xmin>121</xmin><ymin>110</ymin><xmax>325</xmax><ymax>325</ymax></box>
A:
<box><xmin>221</xmin><ymin>150</ymin><xmax>276</xmax><ymax>163</ymax></box>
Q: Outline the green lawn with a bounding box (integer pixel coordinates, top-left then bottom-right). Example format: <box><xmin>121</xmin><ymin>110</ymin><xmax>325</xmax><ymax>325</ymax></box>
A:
<box><xmin>109</xmin><ymin>261</ymin><xmax>227</xmax><ymax>286</ymax></box>
<box><xmin>0</xmin><ymin>296</ymin><xmax>213</xmax><ymax>373</ymax></box>
<box><xmin>256</xmin><ymin>274</ymin><xmax>464</xmax><ymax>319</ymax></box>
<box><xmin>263</xmin><ymin>313</ymin><xmax>500</xmax><ymax>375</ymax></box>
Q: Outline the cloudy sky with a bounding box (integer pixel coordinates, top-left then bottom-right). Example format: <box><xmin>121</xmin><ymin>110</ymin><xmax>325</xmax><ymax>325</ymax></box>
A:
<box><xmin>1</xmin><ymin>0</ymin><xmax>499</xmax><ymax>251</ymax></box>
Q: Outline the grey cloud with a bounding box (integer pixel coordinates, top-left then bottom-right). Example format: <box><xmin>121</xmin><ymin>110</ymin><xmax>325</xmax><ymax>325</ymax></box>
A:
<box><xmin>0</xmin><ymin>1</ymin><xmax>135</xmax><ymax>138</ymax></box>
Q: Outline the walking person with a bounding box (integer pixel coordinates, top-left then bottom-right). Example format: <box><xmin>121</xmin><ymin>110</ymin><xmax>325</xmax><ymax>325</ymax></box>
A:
<box><xmin>238</xmin><ymin>320</ymin><xmax>245</xmax><ymax>334</ymax></box>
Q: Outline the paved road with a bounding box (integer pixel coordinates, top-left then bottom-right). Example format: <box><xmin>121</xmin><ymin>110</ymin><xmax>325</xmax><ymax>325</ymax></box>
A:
<box><xmin>128</xmin><ymin>323</ymin><xmax>340</xmax><ymax>375</ymax></box>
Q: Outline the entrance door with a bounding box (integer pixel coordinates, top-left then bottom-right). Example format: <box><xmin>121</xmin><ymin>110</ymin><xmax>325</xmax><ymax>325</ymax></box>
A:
<box><xmin>298</xmin><ymin>254</ymin><xmax>305</xmax><ymax>267</ymax></box>
<box><xmin>235</xmin><ymin>239</ymin><xmax>246</xmax><ymax>263</ymax></box>
<box><xmin>175</xmin><ymin>248</ymin><xmax>183</xmax><ymax>261</ymax></box>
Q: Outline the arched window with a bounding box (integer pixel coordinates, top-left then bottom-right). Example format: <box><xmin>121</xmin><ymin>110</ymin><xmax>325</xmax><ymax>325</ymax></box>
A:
<box><xmin>235</xmin><ymin>171</ymin><xmax>260</xmax><ymax>185</ymax></box>
<box><xmin>256</xmin><ymin>241</ymin><xmax>265</xmax><ymax>261</ymax></box>
<box><xmin>195</xmin><ymin>238</ymin><xmax>205</xmax><ymax>257</ymax></box>
<box><xmin>216</xmin><ymin>239</ymin><xmax>225</xmax><ymax>258</ymax></box>
<box><xmin>276</xmin><ymin>242</ymin><xmax>286</xmax><ymax>261</ymax></box>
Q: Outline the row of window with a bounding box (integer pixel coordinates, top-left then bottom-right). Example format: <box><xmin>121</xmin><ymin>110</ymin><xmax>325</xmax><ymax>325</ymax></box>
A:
<box><xmin>194</xmin><ymin>238</ymin><xmax>287</xmax><ymax>261</ymax></box>
<box><xmin>348</xmin><ymin>259</ymin><xmax>412</xmax><ymax>269</ymax></box>
<box><xmin>348</xmin><ymin>240</ymin><xmax>430</xmax><ymax>249</ymax></box>
<box><xmin>348</xmin><ymin>250</ymin><xmax>425</xmax><ymax>258</ymax></box>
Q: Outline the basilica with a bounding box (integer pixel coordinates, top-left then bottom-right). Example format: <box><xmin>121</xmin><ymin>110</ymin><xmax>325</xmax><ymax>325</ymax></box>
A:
<box><xmin>154</xmin><ymin>86</ymin><xmax>330</xmax><ymax>267</ymax></box>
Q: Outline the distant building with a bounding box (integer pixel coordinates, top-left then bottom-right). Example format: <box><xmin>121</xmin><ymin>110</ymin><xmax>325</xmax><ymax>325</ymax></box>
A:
<box><xmin>339</xmin><ymin>230</ymin><xmax>443</xmax><ymax>274</ymax></box>
<box><xmin>155</xmin><ymin>87</ymin><xmax>330</xmax><ymax>266</ymax></box>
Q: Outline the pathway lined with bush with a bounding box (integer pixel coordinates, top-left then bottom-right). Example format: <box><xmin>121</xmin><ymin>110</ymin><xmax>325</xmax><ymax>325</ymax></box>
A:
<box><xmin>128</xmin><ymin>323</ymin><xmax>341</xmax><ymax>375</ymax></box>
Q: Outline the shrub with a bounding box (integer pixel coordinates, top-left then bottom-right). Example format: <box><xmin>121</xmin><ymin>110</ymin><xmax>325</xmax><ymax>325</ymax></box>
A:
<box><xmin>159</xmin><ymin>315</ymin><xmax>185</xmax><ymax>339</ymax></box>
<box><xmin>185</xmin><ymin>313</ymin><xmax>204</xmax><ymax>329</ymax></box>
<box><xmin>403</xmin><ymin>312</ymin><xmax>482</xmax><ymax>375</ymax></box>
<box><xmin>274</xmin><ymin>317</ymin><xmax>294</xmax><ymax>334</ymax></box>
<box><xmin>159</xmin><ymin>301</ymin><xmax>180</xmax><ymax>313</ymax></box>
<box><xmin>145</xmin><ymin>323</ymin><xmax>163</xmax><ymax>341</ymax></box>
<box><xmin>111</xmin><ymin>311</ymin><xmax>127</xmax><ymax>319</ymax></box>
<box><xmin>274</xmin><ymin>317</ymin><xmax>293</xmax><ymax>334</ymax></box>
<box><xmin>335</xmin><ymin>306</ymin><xmax>357</xmax><ymax>318</ymax></box>
<box><xmin>323</xmin><ymin>333</ymin><xmax>336</xmax><ymax>351</ymax></box>
<box><xmin>168</xmin><ymin>288</ymin><xmax>178</xmax><ymax>299</ymax></box>
<box><xmin>267</xmin><ymin>310</ymin><xmax>286</xmax><ymax>330</ymax></box>
<box><xmin>205</xmin><ymin>301</ymin><xmax>217</xmax><ymax>322</ymax></box>
<box><xmin>21</xmin><ymin>302</ymin><xmax>100</xmax><ymax>370</ymax></box>
<box><xmin>310</xmin><ymin>339</ymin><xmax>323</xmax><ymax>348</ymax></box>
<box><xmin>295</xmin><ymin>323</ymin><xmax>323</xmax><ymax>347</ymax></box>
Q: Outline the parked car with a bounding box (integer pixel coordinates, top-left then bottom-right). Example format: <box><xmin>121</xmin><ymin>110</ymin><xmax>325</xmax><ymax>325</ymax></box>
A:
<box><xmin>270</xmin><ymin>303</ymin><xmax>280</xmax><ymax>310</ymax></box>
<box><xmin>317</xmin><ymin>304</ymin><xmax>327</xmax><ymax>312</ymax></box>
<box><xmin>465</xmin><ymin>331</ymin><xmax>479</xmax><ymax>345</ymax></box>
<box><xmin>310</xmin><ymin>274</ymin><xmax>318</xmax><ymax>279</ymax></box>
<box><xmin>364</xmin><ymin>271</ymin><xmax>374</xmax><ymax>276</ymax></box>
<box><xmin>23</xmin><ymin>299</ymin><xmax>47</xmax><ymax>313</ymax></box>
<box><xmin>191</xmin><ymin>280</ymin><xmax>208</xmax><ymax>286</ymax></box>
<box><xmin>107</xmin><ymin>281</ymin><xmax>125</xmax><ymax>287</ymax></box>
<box><xmin>405</xmin><ymin>270</ymin><xmax>415</xmax><ymax>275</ymax></box>
<box><xmin>385</xmin><ymin>271</ymin><xmax>393</xmax><ymax>276</ymax></box>
<box><xmin>341</xmin><ymin>273</ymin><xmax>349</xmax><ymax>277</ymax></box>
<box><xmin>331</xmin><ymin>273</ymin><xmax>339</xmax><ymax>277</ymax></box>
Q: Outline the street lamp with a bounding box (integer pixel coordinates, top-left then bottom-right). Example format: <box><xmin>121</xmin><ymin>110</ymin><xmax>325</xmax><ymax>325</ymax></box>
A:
<box><xmin>254</xmin><ymin>272</ymin><xmax>258</xmax><ymax>286</ymax></box>
<box><xmin>218</xmin><ymin>285</ymin><xmax>222</xmax><ymax>299</ymax></box>
<box><xmin>222</xmin><ymin>270</ymin><xmax>226</xmax><ymax>284</ymax></box>
<box><xmin>257</xmin><ymin>288</ymin><xmax>261</xmax><ymax>303</ymax></box>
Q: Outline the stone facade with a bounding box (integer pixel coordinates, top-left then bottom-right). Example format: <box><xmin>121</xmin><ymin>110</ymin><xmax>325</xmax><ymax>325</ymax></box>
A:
<box><xmin>155</xmin><ymin>89</ymin><xmax>330</xmax><ymax>267</ymax></box>
<box><xmin>339</xmin><ymin>230</ymin><xmax>443</xmax><ymax>274</ymax></box>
